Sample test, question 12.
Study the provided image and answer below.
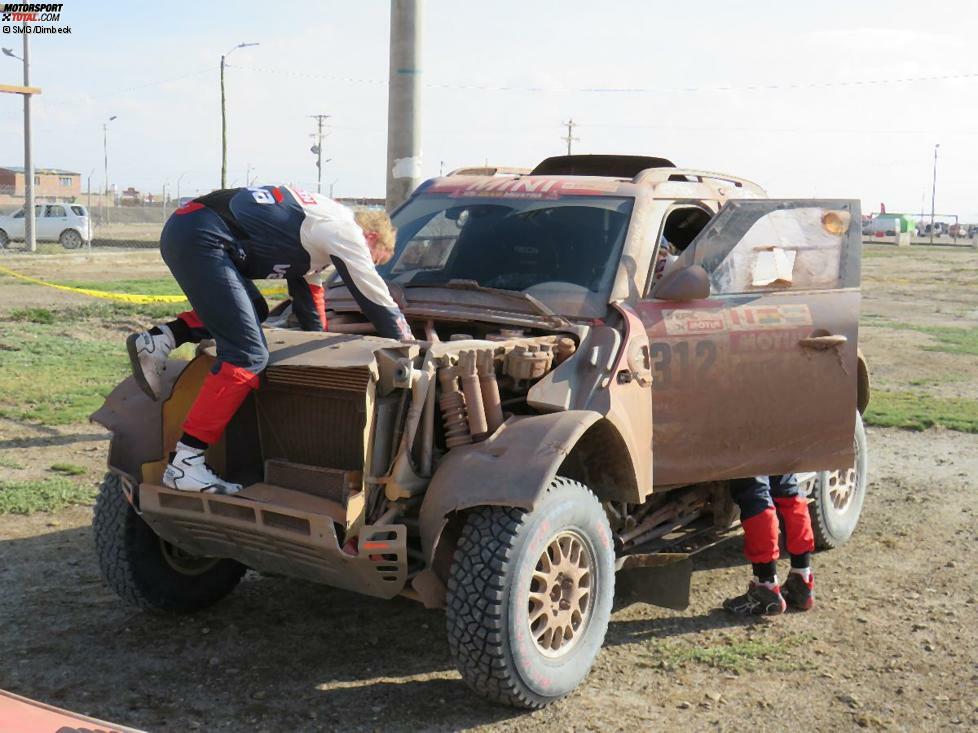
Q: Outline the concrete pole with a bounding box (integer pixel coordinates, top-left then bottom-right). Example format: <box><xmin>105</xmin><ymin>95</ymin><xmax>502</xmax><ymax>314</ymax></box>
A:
<box><xmin>385</xmin><ymin>0</ymin><xmax>422</xmax><ymax>212</ymax></box>
<box><xmin>221</xmin><ymin>54</ymin><xmax>228</xmax><ymax>189</ymax></box>
<box><xmin>929</xmin><ymin>143</ymin><xmax>939</xmax><ymax>245</ymax></box>
<box><xmin>22</xmin><ymin>25</ymin><xmax>35</xmax><ymax>252</ymax></box>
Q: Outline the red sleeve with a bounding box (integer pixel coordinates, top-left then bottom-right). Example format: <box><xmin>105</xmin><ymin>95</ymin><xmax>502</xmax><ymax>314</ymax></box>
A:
<box><xmin>308</xmin><ymin>282</ymin><xmax>327</xmax><ymax>330</ymax></box>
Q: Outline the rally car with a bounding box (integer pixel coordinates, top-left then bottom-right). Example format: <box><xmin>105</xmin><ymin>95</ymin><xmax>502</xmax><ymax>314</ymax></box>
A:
<box><xmin>92</xmin><ymin>154</ymin><xmax>869</xmax><ymax>708</ymax></box>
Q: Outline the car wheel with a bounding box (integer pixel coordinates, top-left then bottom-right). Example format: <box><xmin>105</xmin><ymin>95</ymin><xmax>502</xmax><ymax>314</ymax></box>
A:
<box><xmin>810</xmin><ymin>412</ymin><xmax>868</xmax><ymax>549</ymax></box>
<box><xmin>59</xmin><ymin>229</ymin><xmax>83</xmax><ymax>249</ymax></box>
<box><xmin>446</xmin><ymin>476</ymin><xmax>614</xmax><ymax>708</ymax></box>
<box><xmin>0</xmin><ymin>229</ymin><xmax>8</xmax><ymax>249</ymax></box>
<box><xmin>93</xmin><ymin>472</ymin><xmax>246</xmax><ymax>612</ymax></box>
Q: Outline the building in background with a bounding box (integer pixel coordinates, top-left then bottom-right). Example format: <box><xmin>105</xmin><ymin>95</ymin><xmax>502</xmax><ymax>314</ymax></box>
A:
<box><xmin>0</xmin><ymin>166</ymin><xmax>81</xmax><ymax>206</ymax></box>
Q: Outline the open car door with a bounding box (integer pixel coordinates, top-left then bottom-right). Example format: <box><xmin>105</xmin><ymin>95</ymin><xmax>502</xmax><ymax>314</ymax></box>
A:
<box><xmin>639</xmin><ymin>199</ymin><xmax>861</xmax><ymax>486</ymax></box>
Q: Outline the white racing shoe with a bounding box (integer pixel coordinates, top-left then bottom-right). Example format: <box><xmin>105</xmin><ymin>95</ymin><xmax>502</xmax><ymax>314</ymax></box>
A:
<box><xmin>162</xmin><ymin>443</ymin><xmax>243</xmax><ymax>495</ymax></box>
<box><xmin>126</xmin><ymin>326</ymin><xmax>175</xmax><ymax>400</ymax></box>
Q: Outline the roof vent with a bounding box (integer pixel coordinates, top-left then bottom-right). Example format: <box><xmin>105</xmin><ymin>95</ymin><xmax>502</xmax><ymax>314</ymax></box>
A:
<box><xmin>530</xmin><ymin>154</ymin><xmax>675</xmax><ymax>178</ymax></box>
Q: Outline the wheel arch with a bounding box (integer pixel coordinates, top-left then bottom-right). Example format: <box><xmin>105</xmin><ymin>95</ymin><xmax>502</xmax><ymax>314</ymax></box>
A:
<box><xmin>90</xmin><ymin>360</ymin><xmax>193</xmax><ymax>486</ymax></box>
<box><xmin>419</xmin><ymin>411</ymin><xmax>638</xmax><ymax>576</ymax></box>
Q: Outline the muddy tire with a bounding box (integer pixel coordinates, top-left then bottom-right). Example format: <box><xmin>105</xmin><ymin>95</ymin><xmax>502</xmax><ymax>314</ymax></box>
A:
<box><xmin>811</xmin><ymin>412</ymin><xmax>868</xmax><ymax>550</ymax></box>
<box><xmin>0</xmin><ymin>229</ymin><xmax>8</xmax><ymax>249</ymax></box>
<box><xmin>445</xmin><ymin>477</ymin><xmax>614</xmax><ymax>708</ymax></box>
<box><xmin>93</xmin><ymin>473</ymin><xmax>246</xmax><ymax>612</ymax></box>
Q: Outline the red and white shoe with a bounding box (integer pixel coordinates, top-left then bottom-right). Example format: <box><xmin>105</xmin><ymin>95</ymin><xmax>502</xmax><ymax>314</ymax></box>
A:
<box><xmin>126</xmin><ymin>326</ymin><xmax>175</xmax><ymax>400</ymax></box>
<box><xmin>723</xmin><ymin>581</ymin><xmax>787</xmax><ymax>616</ymax></box>
<box><xmin>783</xmin><ymin>571</ymin><xmax>815</xmax><ymax>611</ymax></box>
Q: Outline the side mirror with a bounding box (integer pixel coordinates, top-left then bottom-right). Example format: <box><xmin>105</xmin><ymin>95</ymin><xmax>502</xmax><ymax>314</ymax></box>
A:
<box><xmin>652</xmin><ymin>264</ymin><xmax>711</xmax><ymax>301</ymax></box>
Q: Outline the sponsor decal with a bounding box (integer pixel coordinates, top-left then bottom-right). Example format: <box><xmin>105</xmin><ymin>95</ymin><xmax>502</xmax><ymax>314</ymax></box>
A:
<box><xmin>249</xmin><ymin>188</ymin><xmax>275</xmax><ymax>205</ymax></box>
<box><xmin>424</xmin><ymin>177</ymin><xmax>620</xmax><ymax>200</ymax></box>
<box><xmin>729</xmin><ymin>327</ymin><xmax>812</xmax><ymax>354</ymax></box>
<box><xmin>659</xmin><ymin>303</ymin><xmax>812</xmax><ymax>336</ymax></box>
<box><xmin>291</xmin><ymin>187</ymin><xmax>317</xmax><ymax>206</ymax></box>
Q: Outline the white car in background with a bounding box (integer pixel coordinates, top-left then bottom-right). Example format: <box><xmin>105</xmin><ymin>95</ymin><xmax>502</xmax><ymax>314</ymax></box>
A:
<box><xmin>0</xmin><ymin>203</ymin><xmax>92</xmax><ymax>249</ymax></box>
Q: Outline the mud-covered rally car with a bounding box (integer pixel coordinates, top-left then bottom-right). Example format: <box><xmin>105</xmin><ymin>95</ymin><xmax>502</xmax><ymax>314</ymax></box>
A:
<box><xmin>92</xmin><ymin>155</ymin><xmax>869</xmax><ymax>708</ymax></box>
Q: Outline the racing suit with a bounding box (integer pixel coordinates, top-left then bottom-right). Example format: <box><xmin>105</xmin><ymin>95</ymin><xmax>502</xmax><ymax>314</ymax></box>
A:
<box><xmin>730</xmin><ymin>474</ymin><xmax>815</xmax><ymax>576</ymax></box>
<box><xmin>159</xmin><ymin>185</ymin><xmax>412</xmax><ymax>446</ymax></box>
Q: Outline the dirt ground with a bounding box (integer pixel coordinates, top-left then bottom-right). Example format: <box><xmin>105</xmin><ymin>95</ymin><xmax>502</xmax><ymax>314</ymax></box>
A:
<box><xmin>1</xmin><ymin>245</ymin><xmax>977</xmax><ymax>732</ymax></box>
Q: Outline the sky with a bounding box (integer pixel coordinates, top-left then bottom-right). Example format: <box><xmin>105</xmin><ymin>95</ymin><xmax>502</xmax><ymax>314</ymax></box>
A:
<box><xmin>1</xmin><ymin>0</ymin><xmax>976</xmax><ymax>219</ymax></box>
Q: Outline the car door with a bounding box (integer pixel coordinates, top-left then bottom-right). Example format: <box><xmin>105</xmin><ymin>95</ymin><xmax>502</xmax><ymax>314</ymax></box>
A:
<box><xmin>40</xmin><ymin>204</ymin><xmax>68</xmax><ymax>241</ymax></box>
<box><xmin>5</xmin><ymin>208</ymin><xmax>26</xmax><ymax>239</ymax></box>
<box><xmin>637</xmin><ymin>199</ymin><xmax>861</xmax><ymax>486</ymax></box>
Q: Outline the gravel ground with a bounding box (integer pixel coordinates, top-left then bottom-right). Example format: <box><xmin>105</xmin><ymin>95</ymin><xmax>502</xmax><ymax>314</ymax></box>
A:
<box><xmin>1</xmin><ymin>245</ymin><xmax>976</xmax><ymax>731</ymax></box>
<box><xmin>0</xmin><ymin>427</ymin><xmax>975</xmax><ymax>732</ymax></box>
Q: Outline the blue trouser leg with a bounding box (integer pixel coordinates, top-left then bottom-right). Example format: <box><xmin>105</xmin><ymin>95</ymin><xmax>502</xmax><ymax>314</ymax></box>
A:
<box><xmin>159</xmin><ymin>206</ymin><xmax>268</xmax><ymax>374</ymax></box>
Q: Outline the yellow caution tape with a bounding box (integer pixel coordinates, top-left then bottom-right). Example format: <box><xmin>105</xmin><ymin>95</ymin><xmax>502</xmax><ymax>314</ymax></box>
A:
<box><xmin>0</xmin><ymin>265</ymin><xmax>287</xmax><ymax>305</ymax></box>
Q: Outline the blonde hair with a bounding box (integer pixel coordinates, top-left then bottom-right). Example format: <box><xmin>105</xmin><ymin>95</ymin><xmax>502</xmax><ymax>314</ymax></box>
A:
<box><xmin>354</xmin><ymin>209</ymin><xmax>396</xmax><ymax>262</ymax></box>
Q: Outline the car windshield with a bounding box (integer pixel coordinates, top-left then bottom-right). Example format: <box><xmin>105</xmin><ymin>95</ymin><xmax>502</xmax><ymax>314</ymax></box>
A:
<box><xmin>382</xmin><ymin>195</ymin><xmax>634</xmax><ymax>317</ymax></box>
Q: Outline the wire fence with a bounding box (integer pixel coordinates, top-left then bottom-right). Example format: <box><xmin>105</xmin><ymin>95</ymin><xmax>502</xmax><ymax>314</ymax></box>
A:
<box><xmin>0</xmin><ymin>184</ymin><xmax>386</xmax><ymax>252</ymax></box>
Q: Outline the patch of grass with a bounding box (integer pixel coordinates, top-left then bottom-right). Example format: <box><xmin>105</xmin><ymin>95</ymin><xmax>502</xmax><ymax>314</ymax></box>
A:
<box><xmin>58</xmin><ymin>277</ymin><xmax>185</xmax><ymax>297</ymax></box>
<box><xmin>646</xmin><ymin>635</ymin><xmax>808</xmax><ymax>673</ymax></box>
<box><xmin>885</xmin><ymin>323</ymin><xmax>978</xmax><ymax>356</ymax></box>
<box><xmin>3</xmin><ymin>300</ymin><xmax>188</xmax><ymax>324</ymax></box>
<box><xmin>0</xmin><ymin>477</ymin><xmax>96</xmax><ymax>514</ymax></box>
<box><xmin>8</xmin><ymin>306</ymin><xmax>56</xmax><ymax>324</ymax></box>
<box><xmin>0</xmin><ymin>454</ymin><xmax>25</xmax><ymax>470</ymax></box>
<box><xmin>0</xmin><ymin>320</ymin><xmax>130</xmax><ymax>425</ymax></box>
<box><xmin>864</xmin><ymin>390</ymin><xmax>978</xmax><ymax>433</ymax></box>
<box><xmin>49</xmin><ymin>462</ymin><xmax>87</xmax><ymax>476</ymax></box>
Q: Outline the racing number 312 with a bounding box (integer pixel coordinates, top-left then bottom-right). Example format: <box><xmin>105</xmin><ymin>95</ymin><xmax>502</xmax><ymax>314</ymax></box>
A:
<box><xmin>649</xmin><ymin>340</ymin><xmax>717</xmax><ymax>389</ymax></box>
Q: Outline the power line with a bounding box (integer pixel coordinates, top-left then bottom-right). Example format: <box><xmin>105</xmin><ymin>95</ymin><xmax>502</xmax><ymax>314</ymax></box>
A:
<box><xmin>229</xmin><ymin>64</ymin><xmax>978</xmax><ymax>95</ymax></box>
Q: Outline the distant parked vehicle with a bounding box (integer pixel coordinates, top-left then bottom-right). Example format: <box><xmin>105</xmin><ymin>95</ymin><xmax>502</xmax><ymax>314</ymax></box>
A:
<box><xmin>0</xmin><ymin>203</ymin><xmax>92</xmax><ymax>249</ymax></box>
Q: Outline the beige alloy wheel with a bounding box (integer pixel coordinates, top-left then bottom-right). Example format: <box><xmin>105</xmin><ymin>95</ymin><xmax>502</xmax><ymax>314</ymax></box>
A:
<box><xmin>528</xmin><ymin>530</ymin><xmax>596</xmax><ymax>658</ymax></box>
<box><xmin>826</xmin><ymin>464</ymin><xmax>858</xmax><ymax>511</ymax></box>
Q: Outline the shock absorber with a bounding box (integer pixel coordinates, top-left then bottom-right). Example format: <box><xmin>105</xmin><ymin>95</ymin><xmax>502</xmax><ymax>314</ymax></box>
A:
<box><xmin>438</xmin><ymin>362</ymin><xmax>471</xmax><ymax>448</ymax></box>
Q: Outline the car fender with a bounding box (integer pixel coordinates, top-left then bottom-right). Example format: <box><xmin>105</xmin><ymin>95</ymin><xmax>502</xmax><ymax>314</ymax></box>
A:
<box><xmin>418</xmin><ymin>410</ymin><xmax>602</xmax><ymax>568</ymax></box>
<box><xmin>90</xmin><ymin>360</ymin><xmax>192</xmax><ymax>486</ymax></box>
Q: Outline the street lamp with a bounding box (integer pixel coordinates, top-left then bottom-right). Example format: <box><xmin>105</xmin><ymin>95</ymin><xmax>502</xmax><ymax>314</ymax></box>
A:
<box><xmin>221</xmin><ymin>42</ymin><xmax>259</xmax><ymax>188</ymax></box>
<box><xmin>176</xmin><ymin>172</ymin><xmax>188</xmax><ymax>203</ymax></box>
<box><xmin>103</xmin><ymin>115</ymin><xmax>117</xmax><ymax>225</ymax></box>
<box><xmin>929</xmin><ymin>143</ymin><xmax>940</xmax><ymax>245</ymax></box>
<box><xmin>3</xmin><ymin>34</ymin><xmax>36</xmax><ymax>252</ymax></box>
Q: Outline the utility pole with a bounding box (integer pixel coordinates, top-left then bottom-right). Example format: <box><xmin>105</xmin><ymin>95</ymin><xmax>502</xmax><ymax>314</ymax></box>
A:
<box><xmin>310</xmin><ymin>114</ymin><xmax>330</xmax><ymax>194</ymax></box>
<box><xmin>930</xmin><ymin>143</ymin><xmax>940</xmax><ymax>245</ymax></box>
<box><xmin>562</xmin><ymin>118</ymin><xmax>579</xmax><ymax>156</ymax></box>
<box><xmin>2</xmin><ymin>31</ymin><xmax>37</xmax><ymax>251</ymax></box>
<box><xmin>221</xmin><ymin>42</ymin><xmax>260</xmax><ymax>188</ymax></box>
<box><xmin>385</xmin><ymin>0</ymin><xmax>423</xmax><ymax>211</ymax></box>
<box><xmin>22</xmin><ymin>29</ymin><xmax>34</xmax><ymax>252</ymax></box>
<box><xmin>103</xmin><ymin>115</ymin><xmax>117</xmax><ymax>225</ymax></box>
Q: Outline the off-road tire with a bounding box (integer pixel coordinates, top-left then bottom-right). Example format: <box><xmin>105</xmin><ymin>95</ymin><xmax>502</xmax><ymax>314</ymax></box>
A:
<box><xmin>59</xmin><ymin>229</ymin><xmax>83</xmax><ymax>249</ymax></box>
<box><xmin>811</xmin><ymin>412</ymin><xmax>868</xmax><ymax>550</ymax></box>
<box><xmin>446</xmin><ymin>476</ymin><xmax>614</xmax><ymax>708</ymax></box>
<box><xmin>93</xmin><ymin>473</ymin><xmax>246</xmax><ymax>612</ymax></box>
<box><xmin>0</xmin><ymin>229</ymin><xmax>9</xmax><ymax>249</ymax></box>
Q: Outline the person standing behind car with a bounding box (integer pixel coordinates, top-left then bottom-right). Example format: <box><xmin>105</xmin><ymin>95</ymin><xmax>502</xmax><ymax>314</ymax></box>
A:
<box><xmin>723</xmin><ymin>474</ymin><xmax>816</xmax><ymax>615</ymax></box>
